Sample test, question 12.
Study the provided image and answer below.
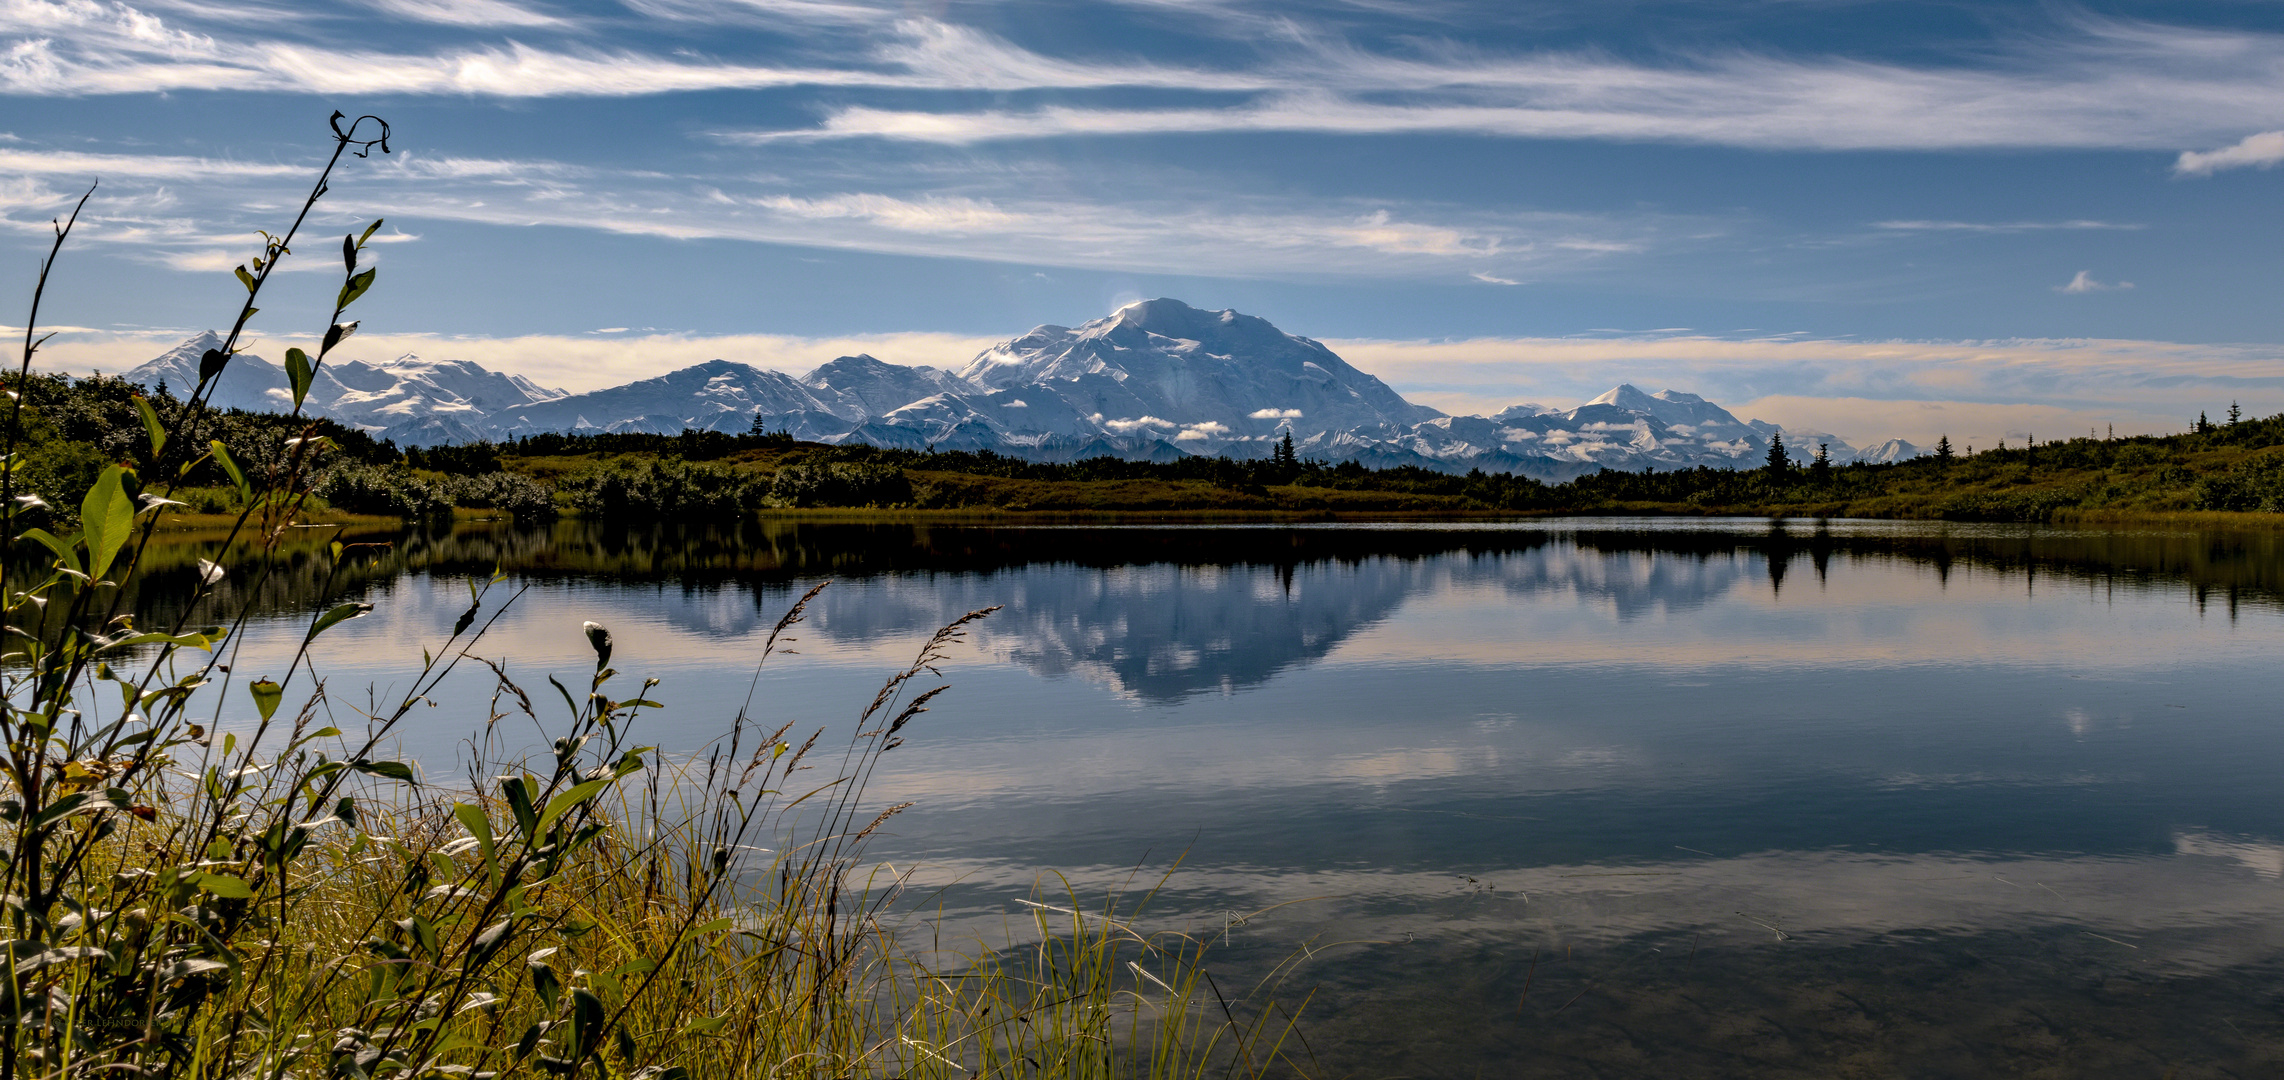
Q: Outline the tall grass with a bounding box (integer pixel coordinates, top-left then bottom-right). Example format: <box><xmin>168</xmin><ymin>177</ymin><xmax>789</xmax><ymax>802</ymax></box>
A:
<box><xmin>0</xmin><ymin>116</ymin><xmax>1310</xmax><ymax>1079</ymax></box>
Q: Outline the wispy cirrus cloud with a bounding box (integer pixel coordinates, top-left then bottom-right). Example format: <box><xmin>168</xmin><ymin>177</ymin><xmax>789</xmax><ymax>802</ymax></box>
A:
<box><xmin>360</xmin><ymin>0</ymin><xmax>567</xmax><ymax>29</ymax></box>
<box><xmin>724</xmin><ymin>18</ymin><xmax>2284</xmax><ymax>152</ymax></box>
<box><xmin>9</xmin><ymin>0</ymin><xmax>2284</xmax><ymax>161</ymax></box>
<box><xmin>0</xmin><ymin>147</ymin><xmax>305</xmax><ymax>180</ymax></box>
<box><xmin>0</xmin><ymin>125</ymin><xmax>1678</xmax><ymax>280</ymax></box>
<box><xmin>14</xmin><ymin>326</ymin><xmax>1006</xmax><ymax>393</ymax></box>
<box><xmin>0</xmin><ymin>4</ymin><xmax>1238</xmax><ymax>97</ymax></box>
<box><xmin>1332</xmin><ymin>333</ymin><xmax>2284</xmax><ymax>446</ymax></box>
<box><xmin>1875</xmin><ymin>219</ymin><xmax>2144</xmax><ymax>233</ymax></box>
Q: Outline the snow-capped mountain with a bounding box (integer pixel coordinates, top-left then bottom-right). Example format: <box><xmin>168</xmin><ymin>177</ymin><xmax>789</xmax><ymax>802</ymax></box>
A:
<box><xmin>958</xmin><ymin>298</ymin><xmax>1438</xmax><ymax>442</ymax></box>
<box><xmin>493</xmin><ymin>359</ymin><xmax>830</xmax><ymax>439</ymax></box>
<box><xmin>1855</xmin><ymin>438</ymin><xmax>1924</xmax><ymax>464</ymax></box>
<box><xmin>126</xmin><ymin>331</ymin><xmax>566</xmax><ymax>445</ymax></box>
<box><xmin>119</xmin><ymin>305</ymin><xmax>1923</xmax><ymax>475</ymax></box>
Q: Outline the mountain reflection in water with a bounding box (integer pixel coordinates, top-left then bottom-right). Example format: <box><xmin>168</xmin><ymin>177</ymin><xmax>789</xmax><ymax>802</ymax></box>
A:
<box><xmin>130</xmin><ymin>518</ymin><xmax>2284</xmax><ymax>1076</ymax></box>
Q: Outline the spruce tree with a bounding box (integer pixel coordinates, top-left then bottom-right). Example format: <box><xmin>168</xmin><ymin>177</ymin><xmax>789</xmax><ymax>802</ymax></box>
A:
<box><xmin>2229</xmin><ymin>401</ymin><xmax>2242</xmax><ymax>425</ymax></box>
<box><xmin>1764</xmin><ymin>431</ymin><xmax>1789</xmax><ymax>479</ymax></box>
<box><xmin>1935</xmin><ymin>434</ymin><xmax>1954</xmax><ymax>462</ymax></box>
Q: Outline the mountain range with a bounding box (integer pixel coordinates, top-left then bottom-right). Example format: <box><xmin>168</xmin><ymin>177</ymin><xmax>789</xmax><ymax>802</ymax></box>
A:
<box><xmin>125</xmin><ymin>300</ymin><xmax>1918</xmax><ymax>478</ymax></box>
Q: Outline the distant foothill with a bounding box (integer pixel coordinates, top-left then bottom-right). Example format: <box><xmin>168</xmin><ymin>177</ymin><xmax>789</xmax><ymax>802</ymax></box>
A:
<box><xmin>127</xmin><ymin>298</ymin><xmax>1918</xmax><ymax>481</ymax></box>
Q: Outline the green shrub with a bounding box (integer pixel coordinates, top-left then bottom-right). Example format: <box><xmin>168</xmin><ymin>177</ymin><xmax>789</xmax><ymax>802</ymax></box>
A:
<box><xmin>559</xmin><ymin>457</ymin><xmax>758</xmax><ymax>520</ymax></box>
<box><xmin>405</xmin><ymin>441</ymin><xmax>502</xmax><ymax>473</ymax></box>
<box><xmin>315</xmin><ymin>461</ymin><xmax>452</xmax><ymax>518</ymax></box>
<box><xmin>440</xmin><ymin>469</ymin><xmax>556</xmax><ymax>519</ymax></box>
<box><xmin>1935</xmin><ymin>487</ymin><xmax>2086</xmax><ymax>522</ymax></box>
<box><xmin>769</xmin><ymin>460</ymin><xmax>912</xmax><ymax>508</ymax></box>
<box><xmin>2194</xmin><ymin>448</ymin><xmax>2284</xmax><ymax>512</ymax></box>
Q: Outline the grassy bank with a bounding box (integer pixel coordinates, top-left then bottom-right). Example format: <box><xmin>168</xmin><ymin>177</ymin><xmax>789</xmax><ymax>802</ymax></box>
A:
<box><xmin>472</xmin><ymin>414</ymin><xmax>2284</xmax><ymax>524</ymax></box>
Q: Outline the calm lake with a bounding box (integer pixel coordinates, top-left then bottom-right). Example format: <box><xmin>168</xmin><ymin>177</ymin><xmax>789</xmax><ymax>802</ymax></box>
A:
<box><xmin>153</xmin><ymin>517</ymin><xmax>2284</xmax><ymax>1077</ymax></box>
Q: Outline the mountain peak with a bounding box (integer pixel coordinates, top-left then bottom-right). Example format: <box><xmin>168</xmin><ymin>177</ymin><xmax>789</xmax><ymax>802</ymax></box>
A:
<box><xmin>1586</xmin><ymin>384</ymin><xmax>1655</xmax><ymax>409</ymax></box>
<box><xmin>1110</xmin><ymin>297</ymin><xmax>1219</xmax><ymax>335</ymax></box>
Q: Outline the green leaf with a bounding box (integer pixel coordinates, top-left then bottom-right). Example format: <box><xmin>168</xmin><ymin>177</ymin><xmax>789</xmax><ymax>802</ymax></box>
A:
<box><xmin>323</xmin><ymin>320</ymin><xmax>357</xmax><ymax>353</ymax></box>
<box><xmin>528</xmin><ymin>959</ymin><xmax>561</xmax><ymax>1011</ymax></box>
<box><xmin>12</xmin><ymin>947</ymin><xmax>112</xmax><ymax>976</ymax></box>
<box><xmin>134</xmin><ymin>396</ymin><xmax>165</xmax><ymax>459</ymax></box>
<box><xmin>501</xmin><ymin>776</ymin><xmax>538</xmax><ymax>838</ymax></box>
<box><xmin>569</xmin><ymin>988</ymin><xmax>604</xmax><ymax>1058</ymax></box>
<box><xmin>352</xmin><ymin>759</ymin><xmax>416</xmax><ymax>783</ymax></box>
<box><xmin>210</xmin><ymin>440</ymin><xmax>248</xmax><ymax>499</ymax></box>
<box><xmin>234</xmin><ymin>265</ymin><xmax>256</xmax><ymax>292</ymax></box>
<box><xmin>336</xmin><ymin>268</ymin><xmax>376</xmax><ymax>310</ymax></box>
<box><xmin>80</xmin><ymin>464</ymin><xmax>135</xmax><ymax>582</ymax></box>
<box><xmin>537</xmin><ymin>777</ymin><xmax>612</xmax><ymax>836</ymax></box>
<box><xmin>359</xmin><ymin>218</ymin><xmax>385</xmax><ymax>246</ymax></box>
<box><xmin>193</xmin><ymin>872</ymin><xmax>253</xmax><ymax>899</ymax></box>
<box><xmin>100</xmin><ymin>629</ymin><xmax>224</xmax><ymax>654</ymax></box>
<box><xmin>453</xmin><ymin>802</ymin><xmax>496</xmax><ymax>874</ymax></box>
<box><xmin>677</xmin><ymin>1016</ymin><xmax>728</xmax><ymax>1037</ymax></box>
<box><xmin>198</xmin><ymin>348</ymin><xmax>228</xmax><ymax>384</ymax></box>
<box><xmin>284</xmin><ymin>347</ymin><xmax>313</xmax><ymax>411</ymax></box>
<box><xmin>248</xmin><ymin>678</ymin><xmax>282</xmax><ymax>722</ymax></box>
<box><xmin>342</xmin><ymin>234</ymin><xmax>357</xmax><ymax>273</ymax></box>
<box><xmin>308</xmin><ymin>601</ymin><xmax>373</xmax><ymax>640</ymax></box>
<box><xmin>30</xmin><ymin>791</ymin><xmax>92</xmax><ymax>830</ymax></box>
<box><xmin>20</xmin><ymin>527</ymin><xmax>81</xmax><ymax>574</ymax></box>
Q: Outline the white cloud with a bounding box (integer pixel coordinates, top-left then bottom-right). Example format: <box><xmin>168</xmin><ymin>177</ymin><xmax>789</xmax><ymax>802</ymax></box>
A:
<box><xmin>9</xmin><ymin>3</ymin><xmax>2284</xmax><ymax>160</ymax></box>
<box><xmin>362</xmin><ymin>0</ymin><xmax>566</xmax><ymax>28</ymax></box>
<box><xmin>1471</xmin><ymin>271</ymin><xmax>1520</xmax><ymax>285</ymax></box>
<box><xmin>351</xmin><ymin>167</ymin><xmax>1664</xmax><ymax>278</ymax></box>
<box><xmin>16</xmin><ymin>328</ymin><xmax>1003</xmax><ymax>393</ymax></box>
<box><xmin>2057</xmin><ymin>270</ymin><xmax>2133</xmax><ymax>293</ymax></box>
<box><xmin>6</xmin><ymin>133</ymin><xmax>1658</xmax><ymax>280</ymax></box>
<box><xmin>2174</xmin><ymin>130</ymin><xmax>2284</xmax><ymax>176</ymax></box>
<box><xmin>0</xmin><ymin>148</ymin><xmax>304</xmax><ymax>180</ymax></box>
<box><xmin>1875</xmin><ymin>219</ymin><xmax>2143</xmax><ymax>232</ymax></box>
<box><xmin>1174</xmin><ymin>420</ymin><xmax>1231</xmax><ymax>440</ymax></box>
<box><xmin>749</xmin><ymin>192</ymin><xmax>1024</xmax><ymax>233</ymax></box>
<box><xmin>1103</xmin><ymin>415</ymin><xmax>1176</xmax><ymax>434</ymax></box>
<box><xmin>728</xmin><ymin>20</ymin><xmax>2284</xmax><ymax>152</ymax></box>
<box><xmin>1248</xmin><ymin>408</ymin><xmax>1303</xmax><ymax>419</ymax></box>
<box><xmin>1326</xmin><ymin>332</ymin><xmax>2284</xmax><ymax>448</ymax></box>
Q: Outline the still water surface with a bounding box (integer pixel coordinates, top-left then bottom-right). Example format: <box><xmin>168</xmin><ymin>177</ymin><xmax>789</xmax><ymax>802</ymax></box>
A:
<box><xmin>167</xmin><ymin>518</ymin><xmax>2284</xmax><ymax>1076</ymax></box>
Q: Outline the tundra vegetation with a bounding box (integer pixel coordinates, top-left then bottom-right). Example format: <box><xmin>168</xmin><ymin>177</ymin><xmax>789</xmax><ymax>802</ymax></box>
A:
<box><xmin>0</xmin><ymin>118</ymin><xmax>1311</xmax><ymax>1079</ymax></box>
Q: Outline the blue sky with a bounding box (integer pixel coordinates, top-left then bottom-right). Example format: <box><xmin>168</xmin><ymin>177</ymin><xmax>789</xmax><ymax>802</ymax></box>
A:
<box><xmin>5</xmin><ymin>0</ymin><xmax>2284</xmax><ymax>446</ymax></box>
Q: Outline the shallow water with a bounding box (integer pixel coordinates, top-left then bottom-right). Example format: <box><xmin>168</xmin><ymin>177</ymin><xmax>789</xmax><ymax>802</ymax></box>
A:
<box><xmin>134</xmin><ymin>517</ymin><xmax>2284</xmax><ymax>1076</ymax></box>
